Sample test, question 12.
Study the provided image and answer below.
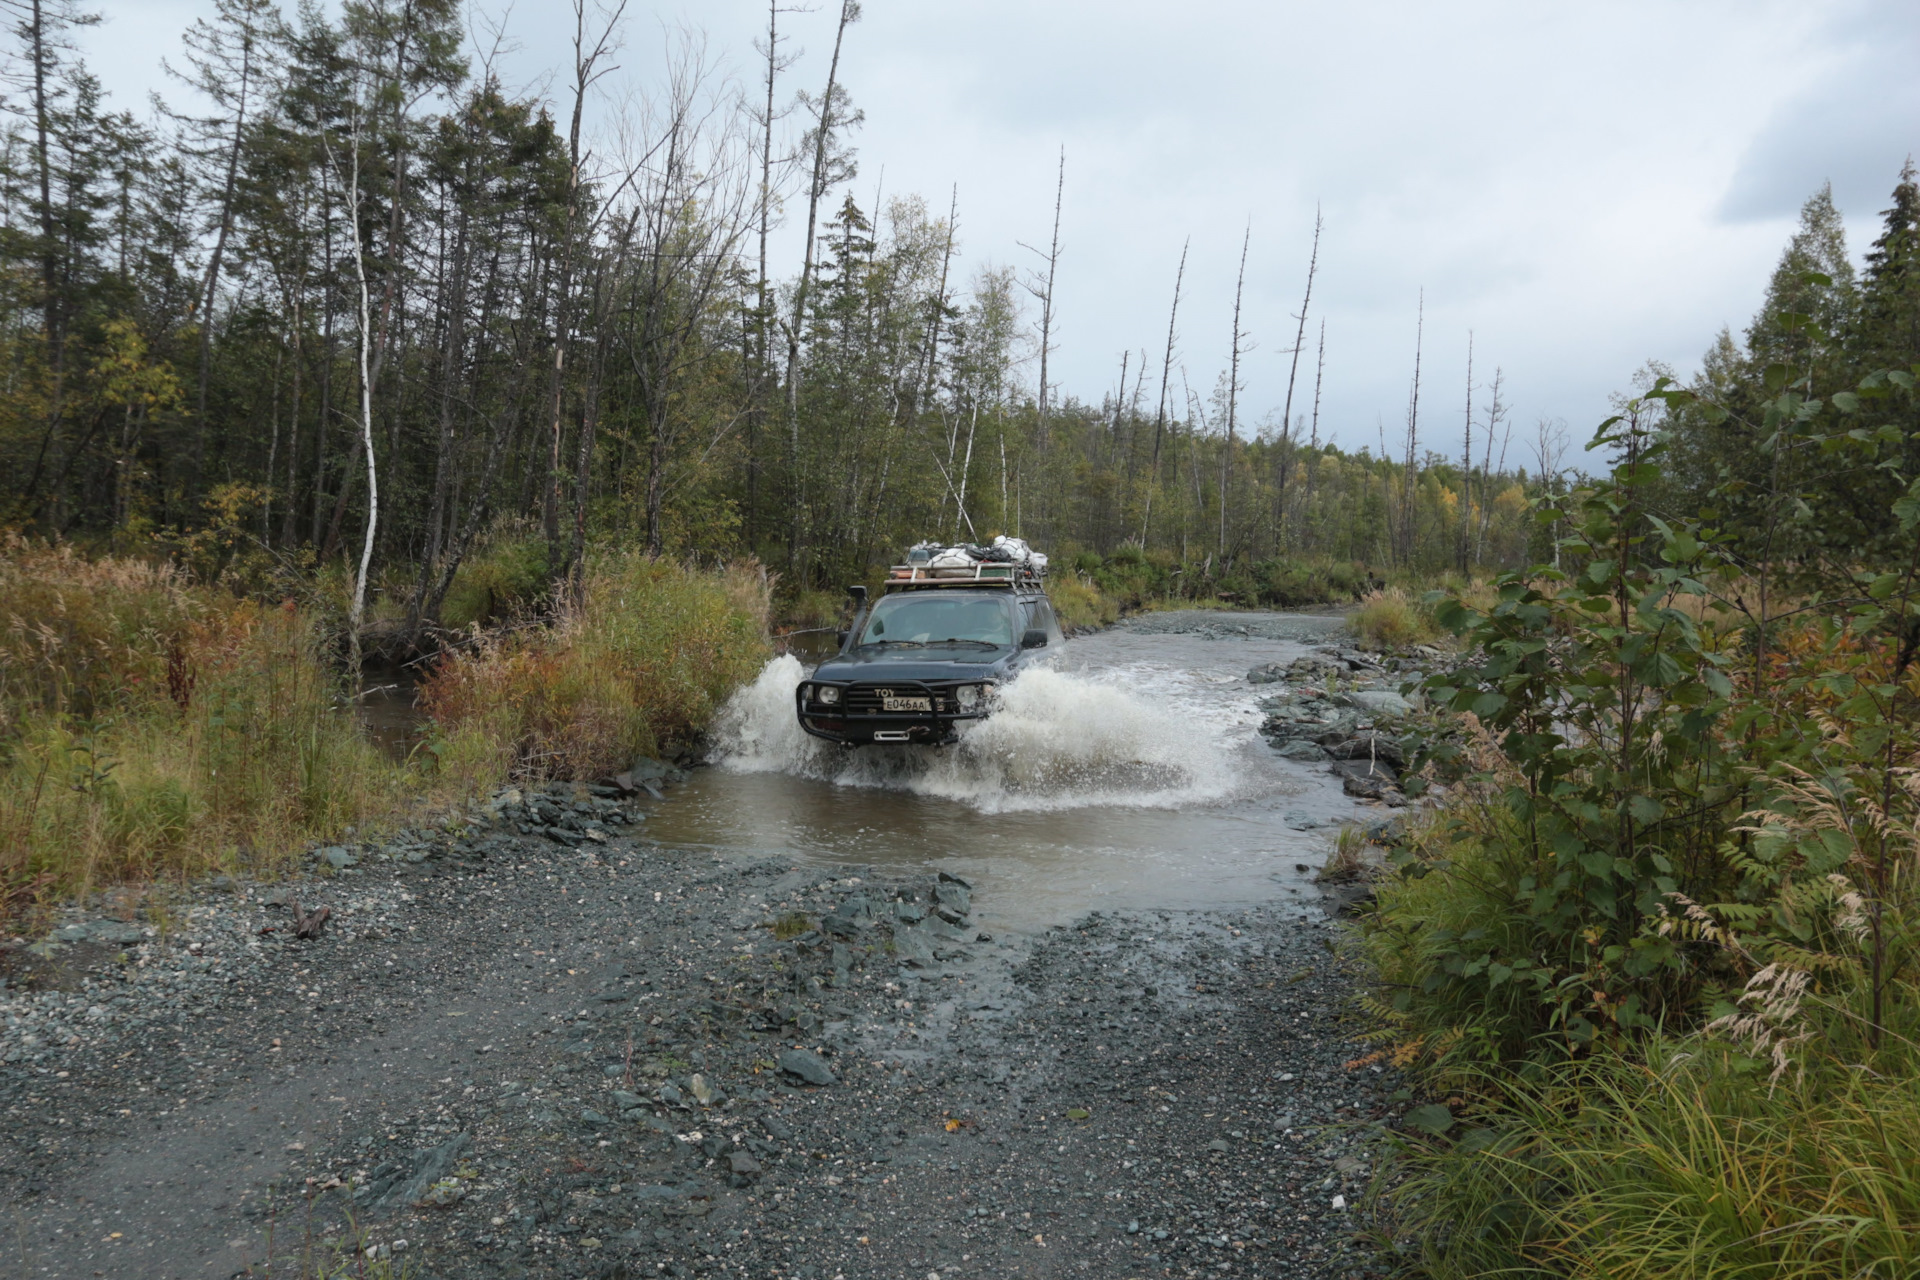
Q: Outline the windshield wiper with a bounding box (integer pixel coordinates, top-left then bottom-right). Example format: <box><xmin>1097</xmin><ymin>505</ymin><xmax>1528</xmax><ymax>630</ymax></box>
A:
<box><xmin>929</xmin><ymin>638</ymin><xmax>1002</xmax><ymax>649</ymax></box>
<box><xmin>862</xmin><ymin>639</ymin><xmax>924</xmax><ymax>648</ymax></box>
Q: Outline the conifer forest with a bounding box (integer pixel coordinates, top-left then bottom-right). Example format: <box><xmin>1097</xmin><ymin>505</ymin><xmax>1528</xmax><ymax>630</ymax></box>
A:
<box><xmin>0</xmin><ymin>0</ymin><xmax>1575</xmax><ymax>631</ymax></box>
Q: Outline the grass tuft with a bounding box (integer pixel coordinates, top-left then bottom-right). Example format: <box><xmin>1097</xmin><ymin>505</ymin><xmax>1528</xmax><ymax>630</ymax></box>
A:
<box><xmin>1347</xmin><ymin>586</ymin><xmax>1438</xmax><ymax>649</ymax></box>
<box><xmin>772</xmin><ymin>912</ymin><xmax>814</xmax><ymax>940</ymax></box>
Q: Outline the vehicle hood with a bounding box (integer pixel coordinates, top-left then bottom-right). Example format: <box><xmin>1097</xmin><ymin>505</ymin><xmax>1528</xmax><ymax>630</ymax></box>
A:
<box><xmin>811</xmin><ymin>649</ymin><xmax>1007</xmax><ymax>682</ymax></box>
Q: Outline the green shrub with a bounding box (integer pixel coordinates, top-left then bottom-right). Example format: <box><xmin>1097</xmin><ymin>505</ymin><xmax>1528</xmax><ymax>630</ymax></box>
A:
<box><xmin>1365</xmin><ymin>367</ymin><xmax>1920</xmax><ymax>1276</ymax></box>
<box><xmin>438</xmin><ymin>532</ymin><xmax>552</xmax><ymax>629</ymax></box>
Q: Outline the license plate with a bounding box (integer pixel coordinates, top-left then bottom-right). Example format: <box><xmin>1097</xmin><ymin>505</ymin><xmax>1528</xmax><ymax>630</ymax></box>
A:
<box><xmin>881</xmin><ymin>695</ymin><xmax>931</xmax><ymax>712</ymax></box>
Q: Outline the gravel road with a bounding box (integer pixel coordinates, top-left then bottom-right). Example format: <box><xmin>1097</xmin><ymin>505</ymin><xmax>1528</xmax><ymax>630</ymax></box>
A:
<box><xmin>1</xmin><ymin>781</ymin><xmax>1401</xmax><ymax>1280</ymax></box>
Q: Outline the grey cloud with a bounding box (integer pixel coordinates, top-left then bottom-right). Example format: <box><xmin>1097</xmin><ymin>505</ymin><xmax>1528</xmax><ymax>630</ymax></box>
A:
<box><xmin>1719</xmin><ymin>0</ymin><xmax>1918</xmax><ymax>221</ymax></box>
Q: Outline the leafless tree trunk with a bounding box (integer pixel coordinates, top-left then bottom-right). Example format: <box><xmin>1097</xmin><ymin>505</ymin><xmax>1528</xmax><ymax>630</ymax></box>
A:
<box><xmin>1220</xmin><ymin>221</ymin><xmax>1249</xmax><ymax>558</ymax></box>
<box><xmin>280</xmin><ymin>286</ymin><xmax>303</xmax><ymax>547</ymax></box>
<box><xmin>749</xmin><ymin>0</ymin><xmax>799</xmax><ymax>549</ymax></box>
<box><xmin>334</xmin><ymin>114</ymin><xmax>377</xmax><ymax>673</ymax></box>
<box><xmin>1021</xmin><ymin>148</ymin><xmax>1064</xmax><ymax>454</ymax></box>
<box><xmin>1400</xmin><ymin>290</ymin><xmax>1424</xmax><ymax>566</ymax></box>
<box><xmin>1476</xmin><ymin>368</ymin><xmax>1510</xmax><ymax>563</ymax></box>
<box><xmin>1141</xmin><ymin>238</ymin><xmax>1187</xmax><ymax>545</ymax></box>
<box><xmin>1272</xmin><ymin>209</ymin><xmax>1320</xmax><ymax>550</ymax></box>
<box><xmin>1300</xmin><ymin>319</ymin><xmax>1326</xmax><ymax>554</ymax></box>
<box><xmin>544</xmin><ymin>0</ymin><xmax>628</xmax><ymax>579</ymax></box>
<box><xmin>1458</xmin><ymin>331</ymin><xmax>1473</xmax><ymax>574</ymax></box>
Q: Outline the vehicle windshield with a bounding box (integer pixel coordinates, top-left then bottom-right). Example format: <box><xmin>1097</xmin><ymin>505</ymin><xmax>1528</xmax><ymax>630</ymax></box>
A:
<box><xmin>859</xmin><ymin>593</ymin><xmax>1015</xmax><ymax>647</ymax></box>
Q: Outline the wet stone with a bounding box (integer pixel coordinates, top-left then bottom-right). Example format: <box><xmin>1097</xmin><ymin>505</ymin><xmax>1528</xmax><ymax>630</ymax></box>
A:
<box><xmin>778</xmin><ymin>1048</ymin><xmax>837</xmax><ymax>1087</ymax></box>
<box><xmin>891</xmin><ymin>925</ymin><xmax>937</xmax><ymax>967</ymax></box>
<box><xmin>1325</xmin><ymin>732</ymin><xmax>1406</xmax><ymax>768</ymax></box>
<box><xmin>933</xmin><ymin>880</ymin><xmax>971</xmax><ymax>917</ymax></box>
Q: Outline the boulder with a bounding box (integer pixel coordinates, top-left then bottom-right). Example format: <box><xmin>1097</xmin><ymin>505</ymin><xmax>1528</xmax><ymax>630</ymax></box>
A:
<box><xmin>1343</xmin><ymin>689</ymin><xmax>1415</xmax><ymax>719</ymax></box>
<box><xmin>1332</xmin><ymin>757</ymin><xmax>1400</xmax><ymax>800</ymax></box>
<box><xmin>1324</xmin><ymin>733</ymin><xmax>1406</xmax><ymax>769</ymax></box>
<box><xmin>777</xmin><ymin>1048</ymin><xmax>837</xmax><ymax>1087</ymax></box>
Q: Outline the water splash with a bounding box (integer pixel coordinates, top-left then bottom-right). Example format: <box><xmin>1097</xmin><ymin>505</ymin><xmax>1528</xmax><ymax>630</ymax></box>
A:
<box><xmin>709</xmin><ymin>654</ymin><xmax>1245</xmax><ymax>813</ymax></box>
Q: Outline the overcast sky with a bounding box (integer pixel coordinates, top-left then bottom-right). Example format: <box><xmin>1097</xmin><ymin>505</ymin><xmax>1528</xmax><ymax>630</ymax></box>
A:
<box><xmin>86</xmin><ymin>0</ymin><xmax>1919</xmax><ymax>469</ymax></box>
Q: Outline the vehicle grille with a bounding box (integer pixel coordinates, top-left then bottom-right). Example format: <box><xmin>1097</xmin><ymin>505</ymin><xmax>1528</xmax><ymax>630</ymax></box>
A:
<box><xmin>844</xmin><ymin>684</ymin><xmax>956</xmax><ymax>715</ymax></box>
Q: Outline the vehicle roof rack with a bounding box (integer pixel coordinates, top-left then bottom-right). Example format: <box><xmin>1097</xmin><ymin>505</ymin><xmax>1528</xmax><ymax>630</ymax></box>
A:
<box><xmin>883</xmin><ymin>561</ymin><xmax>1046</xmax><ymax>590</ymax></box>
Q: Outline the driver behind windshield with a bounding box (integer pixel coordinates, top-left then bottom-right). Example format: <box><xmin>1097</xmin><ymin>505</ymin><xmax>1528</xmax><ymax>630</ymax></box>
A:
<box><xmin>859</xmin><ymin>595</ymin><xmax>1014</xmax><ymax>646</ymax></box>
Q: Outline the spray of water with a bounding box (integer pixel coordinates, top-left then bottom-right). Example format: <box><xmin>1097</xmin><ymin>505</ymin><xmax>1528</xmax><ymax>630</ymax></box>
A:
<box><xmin>709</xmin><ymin>655</ymin><xmax>1244</xmax><ymax>813</ymax></box>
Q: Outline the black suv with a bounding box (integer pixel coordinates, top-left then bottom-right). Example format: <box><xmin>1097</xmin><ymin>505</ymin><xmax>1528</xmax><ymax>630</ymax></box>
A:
<box><xmin>795</xmin><ymin>567</ymin><xmax>1063</xmax><ymax>746</ymax></box>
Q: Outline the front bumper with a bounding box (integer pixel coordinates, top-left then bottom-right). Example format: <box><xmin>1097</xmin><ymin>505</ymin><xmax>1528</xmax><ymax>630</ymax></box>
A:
<box><xmin>794</xmin><ymin>679</ymin><xmax>991</xmax><ymax>745</ymax></box>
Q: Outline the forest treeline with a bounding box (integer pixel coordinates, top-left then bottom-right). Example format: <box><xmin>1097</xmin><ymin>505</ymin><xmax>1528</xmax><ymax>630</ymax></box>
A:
<box><xmin>0</xmin><ymin>0</ymin><xmax>1562</xmax><ymax>639</ymax></box>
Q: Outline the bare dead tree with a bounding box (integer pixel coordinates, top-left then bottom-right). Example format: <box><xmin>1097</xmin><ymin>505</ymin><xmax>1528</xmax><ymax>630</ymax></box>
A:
<box><xmin>1532</xmin><ymin>410</ymin><xmax>1569</xmax><ymax>570</ymax></box>
<box><xmin>1019</xmin><ymin>147</ymin><xmax>1065</xmax><ymax>455</ymax></box>
<box><xmin>1300</xmin><ymin>318</ymin><xmax>1327</xmax><ymax>553</ymax></box>
<box><xmin>1475</xmin><ymin>367</ymin><xmax>1511</xmax><ymax>563</ymax></box>
<box><xmin>612</xmin><ymin>35</ymin><xmax>755</xmax><ymax>558</ymax></box>
<box><xmin>1400</xmin><ymin>289</ymin><xmax>1424</xmax><ymax>565</ymax></box>
<box><xmin>1141</xmin><ymin>237</ymin><xmax>1188</xmax><ymax>545</ymax></box>
<box><xmin>166</xmin><ymin>0</ymin><xmax>270</xmax><ymax>490</ymax></box>
<box><xmin>1220</xmin><ymin>220</ymin><xmax>1250</xmax><ymax>558</ymax></box>
<box><xmin>1458</xmin><ymin>330</ymin><xmax>1473</xmax><ymax>573</ymax></box>
<box><xmin>321</xmin><ymin>106</ymin><xmax>377</xmax><ymax>673</ymax></box>
<box><xmin>1273</xmin><ymin>207</ymin><xmax>1320</xmax><ymax>549</ymax></box>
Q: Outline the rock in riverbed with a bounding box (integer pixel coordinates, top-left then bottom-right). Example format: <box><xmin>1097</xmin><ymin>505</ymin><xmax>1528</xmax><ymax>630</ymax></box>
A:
<box><xmin>778</xmin><ymin>1047</ymin><xmax>837</xmax><ymax>1086</ymax></box>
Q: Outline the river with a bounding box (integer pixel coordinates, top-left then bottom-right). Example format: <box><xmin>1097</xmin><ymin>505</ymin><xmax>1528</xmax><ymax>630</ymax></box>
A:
<box><xmin>643</xmin><ymin>610</ymin><xmax>1363</xmax><ymax>933</ymax></box>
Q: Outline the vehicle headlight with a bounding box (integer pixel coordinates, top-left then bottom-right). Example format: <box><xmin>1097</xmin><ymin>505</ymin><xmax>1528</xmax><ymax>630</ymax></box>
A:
<box><xmin>955</xmin><ymin>684</ymin><xmax>982</xmax><ymax>711</ymax></box>
<box><xmin>815</xmin><ymin>684</ymin><xmax>841</xmax><ymax>706</ymax></box>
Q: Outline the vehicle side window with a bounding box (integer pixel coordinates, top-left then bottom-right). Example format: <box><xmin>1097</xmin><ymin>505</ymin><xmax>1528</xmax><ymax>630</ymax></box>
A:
<box><xmin>1039</xmin><ymin>599</ymin><xmax>1064</xmax><ymax>643</ymax></box>
<box><xmin>1024</xmin><ymin>598</ymin><xmax>1064</xmax><ymax>644</ymax></box>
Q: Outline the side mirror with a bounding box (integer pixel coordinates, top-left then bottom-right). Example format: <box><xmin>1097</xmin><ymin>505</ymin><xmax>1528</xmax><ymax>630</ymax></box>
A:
<box><xmin>1020</xmin><ymin>629</ymin><xmax>1048</xmax><ymax>650</ymax></box>
<box><xmin>835</xmin><ymin>631</ymin><xmax>849</xmax><ymax>648</ymax></box>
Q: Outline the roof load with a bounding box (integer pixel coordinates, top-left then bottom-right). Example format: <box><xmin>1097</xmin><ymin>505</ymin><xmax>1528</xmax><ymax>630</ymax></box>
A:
<box><xmin>890</xmin><ymin>536</ymin><xmax>1049</xmax><ymax>587</ymax></box>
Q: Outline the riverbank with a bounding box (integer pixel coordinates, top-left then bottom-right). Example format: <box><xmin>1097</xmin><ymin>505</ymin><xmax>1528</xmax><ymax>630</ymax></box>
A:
<box><xmin>0</xmin><ymin>542</ymin><xmax>768</xmax><ymax>930</ymax></box>
<box><xmin>2</xmin><ymin>776</ymin><xmax>1403</xmax><ymax>1280</ymax></box>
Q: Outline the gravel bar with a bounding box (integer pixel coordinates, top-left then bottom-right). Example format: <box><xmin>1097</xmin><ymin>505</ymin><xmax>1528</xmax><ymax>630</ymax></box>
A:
<box><xmin>1</xmin><ymin>781</ymin><xmax>1401</xmax><ymax>1279</ymax></box>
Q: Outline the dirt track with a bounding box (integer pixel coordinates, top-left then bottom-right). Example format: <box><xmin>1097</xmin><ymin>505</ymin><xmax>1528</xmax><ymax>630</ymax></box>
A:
<box><xmin>2</xmin><ymin>786</ymin><xmax>1399</xmax><ymax>1280</ymax></box>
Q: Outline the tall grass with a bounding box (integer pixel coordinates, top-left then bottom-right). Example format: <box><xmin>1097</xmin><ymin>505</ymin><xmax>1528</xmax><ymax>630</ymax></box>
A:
<box><xmin>422</xmin><ymin>553</ymin><xmax>770</xmax><ymax>783</ymax></box>
<box><xmin>0</xmin><ymin>541</ymin><xmax>776</xmax><ymax>923</ymax></box>
<box><xmin>1047</xmin><ymin>572</ymin><xmax>1119</xmax><ymax>632</ymax></box>
<box><xmin>0</xmin><ymin>540</ymin><xmax>410</xmax><ymax>916</ymax></box>
<box><xmin>1372</xmin><ymin>989</ymin><xmax>1920</xmax><ymax>1279</ymax></box>
<box><xmin>1348</xmin><ymin>586</ymin><xmax>1439</xmax><ymax>648</ymax></box>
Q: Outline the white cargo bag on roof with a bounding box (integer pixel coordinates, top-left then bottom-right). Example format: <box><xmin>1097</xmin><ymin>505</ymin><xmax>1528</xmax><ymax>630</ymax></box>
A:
<box><xmin>929</xmin><ymin>546</ymin><xmax>979</xmax><ymax>569</ymax></box>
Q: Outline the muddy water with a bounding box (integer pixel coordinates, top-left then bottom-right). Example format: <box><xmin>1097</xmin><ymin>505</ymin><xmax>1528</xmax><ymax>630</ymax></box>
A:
<box><xmin>646</xmin><ymin>611</ymin><xmax>1366</xmax><ymax>932</ymax></box>
<box><xmin>356</xmin><ymin>664</ymin><xmax>427</xmax><ymax>759</ymax></box>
